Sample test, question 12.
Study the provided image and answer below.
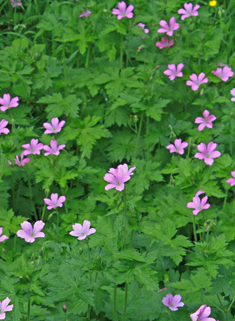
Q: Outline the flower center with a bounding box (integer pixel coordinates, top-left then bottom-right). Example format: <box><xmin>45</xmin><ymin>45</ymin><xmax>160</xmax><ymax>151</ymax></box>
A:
<box><xmin>205</xmin><ymin>153</ymin><xmax>210</xmax><ymax>158</ymax></box>
<box><xmin>122</xmin><ymin>12</ymin><xmax>126</xmax><ymax>16</ymax></box>
<box><xmin>116</xmin><ymin>180</ymin><xmax>122</xmax><ymax>186</ymax></box>
<box><xmin>30</xmin><ymin>148</ymin><xmax>35</xmax><ymax>152</ymax></box>
<box><xmin>30</xmin><ymin>232</ymin><xmax>35</xmax><ymax>237</ymax></box>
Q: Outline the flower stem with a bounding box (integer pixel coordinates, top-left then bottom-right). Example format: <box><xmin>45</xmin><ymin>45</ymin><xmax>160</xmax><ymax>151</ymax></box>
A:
<box><xmin>193</xmin><ymin>215</ymin><xmax>197</xmax><ymax>242</ymax></box>
<box><xmin>86</xmin><ymin>241</ymin><xmax>91</xmax><ymax>320</ymax></box>
<box><xmin>134</xmin><ymin>111</ymin><xmax>144</xmax><ymax>159</ymax></box>
<box><xmin>123</xmin><ymin>283</ymin><xmax>128</xmax><ymax>321</ymax></box>
<box><xmin>27</xmin><ymin>173</ymin><xmax>38</xmax><ymax>221</ymax></box>
<box><xmin>27</xmin><ymin>296</ymin><xmax>31</xmax><ymax>321</ymax></box>
<box><xmin>114</xmin><ymin>285</ymin><xmax>118</xmax><ymax>321</ymax></box>
<box><xmin>120</xmin><ymin>35</ymin><xmax>123</xmax><ymax>70</ymax></box>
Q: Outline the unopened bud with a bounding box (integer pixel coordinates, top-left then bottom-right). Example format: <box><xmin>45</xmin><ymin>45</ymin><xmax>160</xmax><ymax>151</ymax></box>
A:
<box><xmin>62</xmin><ymin>305</ymin><xmax>67</xmax><ymax>312</ymax></box>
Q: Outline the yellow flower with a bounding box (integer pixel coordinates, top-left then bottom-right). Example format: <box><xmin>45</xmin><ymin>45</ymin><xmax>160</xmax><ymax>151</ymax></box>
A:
<box><xmin>209</xmin><ymin>0</ymin><xmax>217</xmax><ymax>6</ymax></box>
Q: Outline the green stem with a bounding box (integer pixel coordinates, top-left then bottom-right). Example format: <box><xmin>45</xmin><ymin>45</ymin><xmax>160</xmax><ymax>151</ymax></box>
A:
<box><xmin>27</xmin><ymin>173</ymin><xmax>38</xmax><ymax>221</ymax></box>
<box><xmin>85</xmin><ymin>45</ymin><xmax>90</xmax><ymax>69</ymax></box>
<box><xmin>63</xmin><ymin>43</ymin><xmax>67</xmax><ymax>87</ymax></box>
<box><xmin>11</xmin><ymin>173</ymin><xmax>16</xmax><ymax>212</ymax></box>
<box><xmin>114</xmin><ymin>285</ymin><xmax>118</xmax><ymax>321</ymax></box>
<box><xmin>193</xmin><ymin>215</ymin><xmax>197</xmax><ymax>242</ymax></box>
<box><xmin>227</xmin><ymin>293</ymin><xmax>235</xmax><ymax>313</ymax></box>
<box><xmin>123</xmin><ymin>283</ymin><xmax>128</xmax><ymax>321</ymax></box>
<box><xmin>223</xmin><ymin>190</ymin><xmax>227</xmax><ymax>210</ymax></box>
<box><xmin>134</xmin><ymin>111</ymin><xmax>144</xmax><ymax>159</ymax></box>
<box><xmin>146</xmin><ymin>116</ymin><xmax>149</xmax><ymax>160</ymax></box>
<box><xmin>120</xmin><ymin>35</ymin><xmax>123</xmax><ymax>70</ymax></box>
<box><xmin>203</xmin><ymin>294</ymin><xmax>226</xmax><ymax>315</ymax></box>
<box><xmin>27</xmin><ymin>297</ymin><xmax>31</xmax><ymax>321</ymax></box>
<box><xmin>41</xmin><ymin>202</ymin><xmax>46</xmax><ymax>222</ymax></box>
<box><xmin>86</xmin><ymin>241</ymin><xmax>91</xmax><ymax>320</ymax></box>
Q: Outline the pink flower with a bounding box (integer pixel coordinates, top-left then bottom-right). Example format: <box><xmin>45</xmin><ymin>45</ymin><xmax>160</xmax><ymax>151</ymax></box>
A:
<box><xmin>43</xmin><ymin>118</ymin><xmax>65</xmax><ymax>134</ymax></box>
<box><xmin>104</xmin><ymin>163</ymin><xmax>136</xmax><ymax>191</ymax></box>
<box><xmin>158</xmin><ymin>17</ymin><xmax>180</xmax><ymax>36</ymax></box>
<box><xmin>79</xmin><ymin>10</ymin><xmax>91</xmax><ymax>18</ymax></box>
<box><xmin>16</xmin><ymin>220</ymin><xmax>45</xmax><ymax>243</ymax></box>
<box><xmin>186</xmin><ymin>73</ymin><xmax>208</xmax><ymax>91</ymax></box>
<box><xmin>211</xmin><ymin>66</ymin><xmax>234</xmax><ymax>82</ymax></box>
<box><xmin>162</xmin><ymin>293</ymin><xmax>184</xmax><ymax>311</ymax></box>
<box><xmin>69</xmin><ymin>220</ymin><xmax>96</xmax><ymax>240</ymax></box>
<box><xmin>0</xmin><ymin>227</ymin><xmax>8</xmax><ymax>242</ymax></box>
<box><xmin>136</xmin><ymin>23</ymin><xmax>149</xmax><ymax>38</ymax></box>
<box><xmin>163</xmin><ymin>63</ymin><xmax>184</xmax><ymax>81</ymax></box>
<box><xmin>178</xmin><ymin>3</ymin><xmax>200</xmax><ymax>20</ymax></box>
<box><xmin>62</xmin><ymin>305</ymin><xmax>67</xmax><ymax>311</ymax></box>
<box><xmin>156</xmin><ymin>36</ymin><xmax>174</xmax><ymax>49</ymax></box>
<box><xmin>43</xmin><ymin>140</ymin><xmax>66</xmax><ymax>156</ymax></box>
<box><xmin>0</xmin><ymin>119</ymin><xmax>10</xmax><ymax>135</ymax></box>
<box><xmin>22</xmin><ymin>139</ymin><xmax>44</xmax><ymax>156</ymax></box>
<box><xmin>0</xmin><ymin>94</ymin><xmax>19</xmax><ymax>112</ymax></box>
<box><xmin>44</xmin><ymin>193</ymin><xmax>66</xmax><ymax>210</ymax></box>
<box><xmin>226</xmin><ymin>170</ymin><xmax>235</xmax><ymax>186</ymax></box>
<box><xmin>0</xmin><ymin>297</ymin><xmax>13</xmax><ymax>319</ymax></box>
<box><xmin>190</xmin><ymin>305</ymin><xmax>216</xmax><ymax>321</ymax></box>
<box><xmin>10</xmin><ymin>0</ymin><xmax>22</xmax><ymax>7</ymax></box>
<box><xmin>231</xmin><ymin>88</ymin><xmax>235</xmax><ymax>101</ymax></box>
<box><xmin>195</xmin><ymin>110</ymin><xmax>216</xmax><ymax>131</ymax></box>
<box><xmin>112</xmin><ymin>1</ymin><xmax>134</xmax><ymax>19</ymax></box>
<box><xmin>212</xmin><ymin>66</ymin><xmax>234</xmax><ymax>81</ymax></box>
<box><xmin>8</xmin><ymin>154</ymin><xmax>31</xmax><ymax>166</ymax></box>
<box><xmin>166</xmin><ymin>139</ymin><xmax>188</xmax><ymax>155</ymax></box>
<box><xmin>187</xmin><ymin>190</ymin><xmax>210</xmax><ymax>215</ymax></box>
<box><xmin>195</xmin><ymin>142</ymin><xmax>221</xmax><ymax>165</ymax></box>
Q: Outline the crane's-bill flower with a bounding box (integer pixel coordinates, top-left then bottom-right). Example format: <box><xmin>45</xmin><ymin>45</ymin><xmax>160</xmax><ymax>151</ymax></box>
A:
<box><xmin>0</xmin><ymin>94</ymin><xmax>19</xmax><ymax>112</ymax></box>
<box><xmin>0</xmin><ymin>227</ymin><xmax>8</xmax><ymax>242</ymax></box>
<box><xmin>211</xmin><ymin>66</ymin><xmax>234</xmax><ymax>81</ymax></box>
<box><xmin>166</xmin><ymin>139</ymin><xmax>188</xmax><ymax>155</ymax></box>
<box><xmin>162</xmin><ymin>293</ymin><xmax>184</xmax><ymax>311</ymax></box>
<box><xmin>0</xmin><ymin>119</ymin><xmax>10</xmax><ymax>135</ymax></box>
<box><xmin>8</xmin><ymin>154</ymin><xmax>31</xmax><ymax>166</ymax></box>
<box><xmin>112</xmin><ymin>1</ymin><xmax>134</xmax><ymax>19</ymax></box>
<box><xmin>43</xmin><ymin>140</ymin><xmax>66</xmax><ymax>156</ymax></box>
<box><xmin>187</xmin><ymin>190</ymin><xmax>210</xmax><ymax>215</ymax></box>
<box><xmin>226</xmin><ymin>170</ymin><xmax>235</xmax><ymax>186</ymax></box>
<box><xmin>231</xmin><ymin>88</ymin><xmax>235</xmax><ymax>101</ymax></box>
<box><xmin>43</xmin><ymin>118</ymin><xmax>65</xmax><ymax>134</ymax></box>
<box><xmin>190</xmin><ymin>304</ymin><xmax>216</xmax><ymax>321</ymax></box>
<box><xmin>10</xmin><ymin>0</ymin><xmax>22</xmax><ymax>7</ymax></box>
<box><xmin>195</xmin><ymin>142</ymin><xmax>221</xmax><ymax>165</ymax></box>
<box><xmin>163</xmin><ymin>63</ymin><xmax>184</xmax><ymax>81</ymax></box>
<box><xmin>79</xmin><ymin>10</ymin><xmax>91</xmax><ymax>17</ymax></box>
<box><xmin>136</xmin><ymin>23</ymin><xmax>149</xmax><ymax>38</ymax></box>
<box><xmin>16</xmin><ymin>220</ymin><xmax>45</xmax><ymax>243</ymax></box>
<box><xmin>0</xmin><ymin>297</ymin><xmax>13</xmax><ymax>319</ymax></box>
<box><xmin>158</xmin><ymin>17</ymin><xmax>179</xmax><ymax>36</ymax></box>
<box><xmin>104</xmin><ymin>163</ymin><xmax>136</xmax><ymax>191</ymax></box>
<box><xmin>195</xmin><ymin>110</ymin><xmax>216</xmax><ymax>131</ymax></box>
<box><xmin>69</xmin><ymin>220</ymin><xmax>96</xmax><ymax>240</ymax></box>
<box><xmin>22</xmin><ymin>139</ymin><xmax>44</xmax><ymax>156</ymax></box>
<box><xmin>178</xmin><ymin>3</ymin><xmax>200</xmax><ymax>20</ymax></box>
<box><xmin>44</xmin><ymin>193</ymin><xmax>66</xmax><ymax>210</ymax></box>
<box><xmin>186</xmin><ymin>73</ymin><xmax>208</xmax><ymax>91</ymax></box>
<box><xmin>156</xmin><ymin>36</ymin><xmax>174</xmax><ymax>49</ymax></box>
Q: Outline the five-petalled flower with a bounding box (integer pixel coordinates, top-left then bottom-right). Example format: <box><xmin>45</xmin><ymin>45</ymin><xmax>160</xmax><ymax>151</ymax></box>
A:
<box><xmin>69</xmin><ymin>220</ymin><xmax>96</xmax><ymax>240</ymax></box>
<box><xmin>190</xmin><ymin>304</ymin><xmax>216</xmax><ymax>321</ymax></box>
<box><xmin>44</xmin><ymin>193</ymin><xmax>66</xmax><ymax>210</ymax></box>
<box><xmin>8</xmin><ymin>154</ymin><xmax>31</xmax><ymax>166</ymax></box>
<box><xmin>22</xmin><ymin>139</ymin><xmax>44</xmax><ymax>156</ymax></box>
<box><xmin>156</xmin><ymin>37</ymin><xmax>174</xmax><ymax>49</ymax></box>
<box><xmin>186</xmin><ymin>73</ymin><xmax>208</xmax><ymax>91</ymax></box>
<box><xmin>195</xmin><ymin>110</ymin><xmax>216</xmax><ymax>131</ymax></box>
<box><xmin>112</xmin><ymin>1</ymin><xmax>134</xmax><ymax>20</ymax></box>
<box><xmin>0</xmin><ymin>94</ymin><xmax>19</xmax><ymax>112</ymax></box>
<box><xmin>166</xmin><ymin>139</ymin><xmax>188</xmax><ymax>155</ymax></box>
<box><xmin>211</xmin><ymin>66</ymin><xmax>234</xmax><ymax>82</ymax></box>
<box><xmin>43</xmin><ymin>140</ymin><xmax>66</xmax><ymax>156</ymax></box>
<box><xmin>104</xmin><ymin>163</ymin><xmax>136</xmax><ymax>191</ymax></box>
<box><xmin>195</xmin><ymin>142</ymin><xmax>221</xmax><ymax>165</ymax></box>
<box><xmin>187</xmin><ymin>190</ymin><xmax>210</xmax><ymax>215</ymax></box>
<box><xmin>158</xmin><ymin>17</ymin><xmax>179</xmax><ymax>36</ymax></box>
<box><xmin>178</xmin><ymin>3</ymin><xmax>200</xmax><ymax>20</ymax></box>
<box><xmin>226</xmin><ymin>171</ymin><xmax>235</xmax><ymax>186</ymax></box>
<box><xmin>0</xmin><ymin>297</ymin><xmax>13</xmax><ymax>319</ymax></box>
<box><xmin>16</xmin><ymin>220</ymin><xmax>45</xmax><ymax>243</ymax></box>
<box><xmin>0</xmin><ymin>119</ymin><xmax>10</xmax><ymax>135</ymax></box>
<box><xmin>162</xmin><ymin>293</ymin><xmax>184</xmax><ymax>311</ymax></box>
<box><xmin>79</xmin><ymin>10</ymin><xmax>92</xmax><ymax>18</ymax></box>
<box><xmin>163</xmin><ymin>63</ymin><xmax>184</xmax><ymax>81</ymax></box>
<box><xmin>0</xmin><ymin>227</ymin><xmax>8</xmax><ymax>242</ymax></box>
<box><xmin>43</xmin><ymin>117</ymin><xmax>65</xmax><ymax>134</ymax></box>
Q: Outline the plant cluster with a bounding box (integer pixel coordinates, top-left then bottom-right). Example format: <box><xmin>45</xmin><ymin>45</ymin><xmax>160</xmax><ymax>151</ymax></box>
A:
<box><xmin>0</xmin><ymin>0</ymin><xmax>235</xmax><ymax>320</ymax></box>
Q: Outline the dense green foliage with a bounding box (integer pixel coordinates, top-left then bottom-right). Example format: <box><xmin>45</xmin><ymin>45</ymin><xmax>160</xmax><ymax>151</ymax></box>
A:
<box><xmin>0</xmin><ymin>0</ymin><xmax>235</xmax><ymax>320</ymax></box>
